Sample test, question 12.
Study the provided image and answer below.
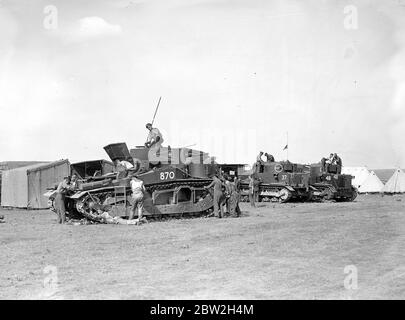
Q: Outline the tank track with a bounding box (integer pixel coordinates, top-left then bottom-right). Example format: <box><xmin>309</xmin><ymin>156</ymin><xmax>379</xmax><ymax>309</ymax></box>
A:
<box><xmin>239</xmin><ymin>183</ymin><xmax>357</xmax><ymax>203</ymax></box>
<box><xmin>239</xmin><ymin>183</ymin><xmax>297</xmax><ymax>203</ymax></box>
<box><xmin>75</xmin><ymin>178</ymin><xmax>213</xmax><ymax>222</ymax></box>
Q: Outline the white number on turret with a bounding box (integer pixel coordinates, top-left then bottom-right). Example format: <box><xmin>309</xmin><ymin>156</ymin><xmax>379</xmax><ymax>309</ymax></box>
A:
<box><xmin>160</xmin><ymin>171</ymin><xmax>175</xmax><ymax>180</ymax></box>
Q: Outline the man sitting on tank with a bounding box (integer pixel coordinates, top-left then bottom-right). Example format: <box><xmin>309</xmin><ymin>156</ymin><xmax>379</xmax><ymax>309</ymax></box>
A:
<box><xmin>321</xmin><ymin>153</ymin><xmax>334</xmax><ymax>172</ymax></box>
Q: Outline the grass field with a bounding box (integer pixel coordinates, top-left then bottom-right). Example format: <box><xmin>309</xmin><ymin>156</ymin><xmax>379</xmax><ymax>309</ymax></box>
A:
<box><xmin>0</xmin><ymin>194</ymin><xmax>404</xmax><ymax>299</ymax></box>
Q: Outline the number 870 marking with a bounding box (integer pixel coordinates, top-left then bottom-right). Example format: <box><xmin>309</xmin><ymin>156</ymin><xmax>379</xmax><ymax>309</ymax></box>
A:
<box><xmin>160</xmin><ymin>171</ymin><xmax>175</xmax><ymax>180</ymax></box>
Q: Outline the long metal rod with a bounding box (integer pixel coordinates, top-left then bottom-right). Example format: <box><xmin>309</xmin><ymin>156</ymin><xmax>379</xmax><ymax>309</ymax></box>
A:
<box><xmin>151</xmin><ymin>96</ymin><xmax>162</xmax><ymax>126</ymax></box>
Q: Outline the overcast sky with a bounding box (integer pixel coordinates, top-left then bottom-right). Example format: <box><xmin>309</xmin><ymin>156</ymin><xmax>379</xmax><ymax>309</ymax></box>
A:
<box><xmin>1</xmin><ymin>0</ymin><xmax>405</xmax><ymax>168</ymax></box>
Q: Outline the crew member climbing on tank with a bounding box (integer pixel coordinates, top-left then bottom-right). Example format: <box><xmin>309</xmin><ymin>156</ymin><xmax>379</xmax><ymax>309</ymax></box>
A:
<box><xmin>256</xmin><ymin>151</ymin><xmax>264</xmax><ymax>165</ymax></box>
<box><xmin>145</xmin><ymin>123</ymin><xmax>164</xmax><ymax>149</ymax></box>
<box><xmin>115</xmin><ymin>159</ymin><xmax>133</xmax><ymax>179</ymax></box>
<box><xmin>254</xmin><ymin>151</ymin><xmax>264</xmax><ymax>172</ymax></box>
<box><xmin>264</xmin><ymin>153</ymin><xmax>275</xmax><ymax>162</ymax></box>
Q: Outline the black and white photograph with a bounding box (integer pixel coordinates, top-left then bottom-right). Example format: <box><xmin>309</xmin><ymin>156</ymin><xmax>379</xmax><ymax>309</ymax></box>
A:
<box><xmin>0</xmin><ymin>0</ymin><xmax>404</xmax><ymax>303</ymax></box>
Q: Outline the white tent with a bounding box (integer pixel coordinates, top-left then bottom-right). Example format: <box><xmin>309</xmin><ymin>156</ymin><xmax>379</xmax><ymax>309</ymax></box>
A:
<box><xmin>382</xmin><ymin>168</ymin><xmax>405</xmax><ymax>193</ymax></box>
<box><xmin>358</xmin><ymin>171</ymin><xmax>384</xmax><ymax>193</ymax></box>
<box><xmin>341</xmin><ymin>166</ymin><xmax>370</xmax><ymax>189</ymax></box>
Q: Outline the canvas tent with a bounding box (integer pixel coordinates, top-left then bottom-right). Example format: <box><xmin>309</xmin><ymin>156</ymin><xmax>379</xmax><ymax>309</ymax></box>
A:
<box><xmin>0</xmin><ymin>161</ymin><xmax>45</xmax><ymax>203</ymax></box>
<box><xmin>358</xmin><ymin>171</ymin><xmax>384</xmax><ymax>193</ymax></box>
<box><xmin>1</xmin><ymin>160</ymin><xmax>70</xmax><ymax>209</ymax></box>
<box><xmin>341</xmin><ymin>166</ymin><xmax>370</xmax><ymax>189</ymax></box>
<box><xmin>382</xmin><ymin>168</ymin><xmax>405</xmax><ymax>193</ymax></box>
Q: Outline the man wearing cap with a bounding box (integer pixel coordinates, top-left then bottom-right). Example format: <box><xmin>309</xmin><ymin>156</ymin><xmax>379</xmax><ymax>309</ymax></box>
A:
<box><xmin>129</xmin><ymin>175</ymin><xmax>146</xmax><ymax>221</ymax></box>
<box><xmin>145</xmin><ymin>123</ymin><xmax>164</xmax><ymax>149</ymax></box>
<box><xmin>55</xmin><ymin>176</ymin><xmax>71</xmax><ymax>224</ymax></box>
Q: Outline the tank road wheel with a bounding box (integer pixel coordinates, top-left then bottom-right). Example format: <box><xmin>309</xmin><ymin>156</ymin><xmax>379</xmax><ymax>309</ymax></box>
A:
<box><xmin>324</xmin><ymin>187</ymin><xmax>335</xmax><ymax>201</ymax></box>
<box><xmin>76</xmin><ymin>194</ymin><xmax>104</xmax><ymax>222</ymax></box>
<box><xmin>279</xmin><ymin>188</ymin><xmax>292</xmax><ymax>203</ymax></box>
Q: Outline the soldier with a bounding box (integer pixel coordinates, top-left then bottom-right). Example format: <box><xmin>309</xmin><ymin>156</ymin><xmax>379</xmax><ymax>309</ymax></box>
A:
<box><xmin>204</xmin><ymin>174</ymin><xmax>225</xmax><ymax>218</ymax></box>
<box><xmin>115</xmin><ymin>159</ymin><xmax>133</xmax><ymax>179</ymax></box>
<box><xmin>248</xmin><ymin>175</ymin><xmax>256</xmax><ymax>207</ymax></box>
<box><xmin>326</xmin><ymin>153</ymin><xmax>335</xmax><ymax>164</ymax></box>
<box><xmin>264</xmin><ymin>153</ymin><xmax>275</xmax><ymax>162</ymax></box>
<box><xmin>129</xmin><ymin>175</ymin><xmax>146</xmax><ymax>221</ymax></box>
<box><xmin>66</xmin><ymin>174</ymin><xmax>79</xmax><ymax>213</ymax></box>
<box><xmin>256</xmin><ymin>151</ymin><xmax>264</xmax><ymax>165</ymax></box>
<box><xmin>224</xmin><ymin>176</ymin><xmax>233</xmax><ymax>215</ymax></box>
<box><xmin>334</xmin><ymin>153</ymin><xmax>342</xmax><ymax>174</ymax></box>
<box><xmin>234</xmin><ymin>175</ymin><xmax>241</xmax><ymax>192</ymax></box>
<box><xmin>70</xmin><ymin>174</ymin><xmax>79</xmax><ymax>191</ymax></box>
<box><xmin>55</xmin><ymin>176</ymin><xmax>71</xmax><ymax>224</ymax></box>
<box><xmin>321</xmin><ymin>157</ymin><xmax>327</xmax><ymax>172</ymax></box>
<box><xmin>322</xmin><ymin>153</ymin><xmax>335</xmax><ymax>172</ymax></box>
<box><xmin>145</xmin><ymin>123</ymin><xmax>164</xmax><ymax>149</ymax></box>
<box><xmin>230</xmin><ymin>176</ymin><xmax>242</xmax><ymax>217</ymax></box>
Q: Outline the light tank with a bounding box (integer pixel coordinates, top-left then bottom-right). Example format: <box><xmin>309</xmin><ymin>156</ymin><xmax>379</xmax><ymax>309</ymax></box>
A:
<box><xmin>45</xmin><ymin>143</ymin><xmax>218</xmax><ymax>222</ymax></box>
<box><xmin>238</xmin><ymin>160</ymin><xmax>357</xmax><ymax>203</ymax></box>
<box><xmin>239</xmin><ymin>160</ymin><xmax>312</xmax><ymax>202</ymax></box>
<box><xmin>308</xmin><ymin>163</ymin><xmax>357</xmax><ymax>201</ymax></box>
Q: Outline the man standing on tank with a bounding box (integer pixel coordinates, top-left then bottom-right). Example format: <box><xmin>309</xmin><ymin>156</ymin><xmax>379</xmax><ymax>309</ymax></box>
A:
<box><xmin>145</xmin><ymin>123</ymin><xmax>164</xmax><ymax>164</ymax></box>
<box><xmin>145</xmin><ymin>123</ymin><xmax>164</xmax><ymax>149</ymax></box>
<box><xmin>333</xmin><ymin>153</ymin><xmax>342</xmax><ymax>174</ymax></box>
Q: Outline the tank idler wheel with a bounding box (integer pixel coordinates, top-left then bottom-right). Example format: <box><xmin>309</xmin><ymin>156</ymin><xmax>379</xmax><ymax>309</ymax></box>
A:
<box><xmin>278</xmin><ymin>188</ymin><xmax>292</xmax><ymax>203</ymax></box>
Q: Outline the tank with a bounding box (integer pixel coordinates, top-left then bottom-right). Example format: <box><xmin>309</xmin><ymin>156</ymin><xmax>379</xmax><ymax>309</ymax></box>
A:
<box><xmin>239</xmin><ymin>160</ymin><xmax>312</xmax><ymax>203</ymax></box>
<box><xmin>308</xmin><ymin>163</ymin><xmax>357</xmax><ymax>201</ymax></box>
<box><xmin>45</xmin><ymin>143</ymin><xmax>218</xmax><ymax>222</ymax></box>
<box><xmin>238</xmin><ymin>160</ymin><xmax>357</xmax><ymax>203</ymax></box>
